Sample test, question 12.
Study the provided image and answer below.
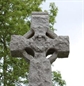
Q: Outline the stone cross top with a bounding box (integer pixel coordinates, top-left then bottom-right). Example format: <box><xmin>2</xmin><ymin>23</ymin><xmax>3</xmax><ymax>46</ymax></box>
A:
<box><xmin>10</xmin><ymin>12</ymin><xmax>69</xmax><ymax>86</ymax></box>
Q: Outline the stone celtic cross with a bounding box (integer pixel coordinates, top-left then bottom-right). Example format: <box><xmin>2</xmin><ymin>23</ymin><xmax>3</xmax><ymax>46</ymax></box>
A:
<box><xmin>10</xmin><ymin>12</ymin><xmax>69</xmax><ymax>86</ymax></box>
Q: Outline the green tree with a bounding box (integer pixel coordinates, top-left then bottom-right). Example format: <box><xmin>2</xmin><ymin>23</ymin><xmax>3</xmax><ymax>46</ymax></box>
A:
<box><xmin>0</xmin><ymin>0</ymin><xmax>66</xmax><ymax>86</ymax></box>
<box><xmin>52</xmin><ymin>71</ymin><xmax>66</xmax><ymax>86</ymax></box>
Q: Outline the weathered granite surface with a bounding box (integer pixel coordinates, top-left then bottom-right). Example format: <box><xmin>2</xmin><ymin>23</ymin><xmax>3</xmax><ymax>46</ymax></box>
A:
<box><xmin>10</xmin><ymin>12</ymin><xmax>69</xmax><ymax>86</ymax></box>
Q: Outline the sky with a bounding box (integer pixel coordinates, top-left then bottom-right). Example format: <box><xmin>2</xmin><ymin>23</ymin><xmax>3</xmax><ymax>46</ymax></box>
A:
<box><xmin>41</xmin><ymin>0</ymin><xmax>84</xmax><ymax>86</ymax></box>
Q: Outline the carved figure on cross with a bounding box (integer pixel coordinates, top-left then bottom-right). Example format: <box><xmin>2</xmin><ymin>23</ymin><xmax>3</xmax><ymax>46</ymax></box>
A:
<box><xmin>10</xmin><ymin>12</ymin><xmax>69</xmax><ymax>86</ymax></box>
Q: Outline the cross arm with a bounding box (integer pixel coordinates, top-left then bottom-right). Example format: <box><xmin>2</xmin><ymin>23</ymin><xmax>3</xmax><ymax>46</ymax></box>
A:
<box><xmin>55</xmin><ymin>36</ymin><xmax>69</xmax><ymax>58</ymax></box>
<box><xmin>47</xmin><ymin>36</ymin><xmax>69</xmax><ymax>64</ymax></box>
<box><xmin>10</xmin><ymin>35</ymin><xmax>34</xmax><ymax>59</ymax></box>
<box><xmin>10</xmin><ymin>35</ymin><xmax>27</xmax><ymax>57</ymax></box>
<box><xmin>10</xmin><ymin>35</ymin><xmax>34</xmax><ymax>62</ymax></box>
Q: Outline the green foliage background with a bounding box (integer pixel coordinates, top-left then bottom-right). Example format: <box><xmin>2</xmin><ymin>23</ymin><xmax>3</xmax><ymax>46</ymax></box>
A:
<box><xmin>0</xmin><ymin>0</ymin><xmax>66</xmax><ymax>86</ymax></box>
